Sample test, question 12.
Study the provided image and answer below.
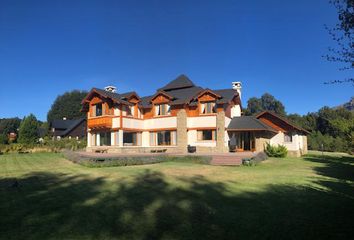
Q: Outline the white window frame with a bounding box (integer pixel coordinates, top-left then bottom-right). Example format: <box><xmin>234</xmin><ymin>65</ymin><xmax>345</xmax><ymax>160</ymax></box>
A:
<box><xmin>155</xmin><ymin>103</ymin><xmax>170</xmax><ymax>116</ymax></box>
<box><xmin>200</xmin><ymin>101</ymin><xmax>216</xmax><ymax>114</ymax></box>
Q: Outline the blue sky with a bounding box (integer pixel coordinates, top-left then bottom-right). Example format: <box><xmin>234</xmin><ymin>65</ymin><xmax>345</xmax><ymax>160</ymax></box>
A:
<box><xmin>0</xmin><ymin>0</ymin><xmax>352</xmax><ymax>121</ymax></box>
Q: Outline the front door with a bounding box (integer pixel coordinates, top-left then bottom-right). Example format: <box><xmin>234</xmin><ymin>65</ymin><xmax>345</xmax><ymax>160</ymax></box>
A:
<box><xmin>232</xmin><ymin>132</ymin><xmax>255</xmax><ymax>151</ymax></box>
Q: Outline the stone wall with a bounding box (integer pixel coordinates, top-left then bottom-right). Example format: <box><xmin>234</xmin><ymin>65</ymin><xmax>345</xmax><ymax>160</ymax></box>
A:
<box><xmin>177</xmin><ymin>109</ymin><xmax>188</xmax><ymax>153</ymax></box>
<box><xmin>216</xmin><ymin>111</ymin><xmax>228</xmax><ymax>153</ymax></box>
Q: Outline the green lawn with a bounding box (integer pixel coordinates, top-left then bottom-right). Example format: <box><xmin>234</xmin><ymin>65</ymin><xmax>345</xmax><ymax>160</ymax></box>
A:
<box><xmin>0</xmin><ymin>152</ymin><xmax>353</xmax><ymax>240</ymax></box>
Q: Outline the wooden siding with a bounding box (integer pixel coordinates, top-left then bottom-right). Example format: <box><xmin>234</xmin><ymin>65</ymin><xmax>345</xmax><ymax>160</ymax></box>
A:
<box><xmin>88</xmin><ymin>116</ymin><xmax>113</xmax><ymax>129</ymax></box>
<box><xmin>258</xmin><ymin>113</ymin><xmax>292</xmax><ymax>132</ymax></box>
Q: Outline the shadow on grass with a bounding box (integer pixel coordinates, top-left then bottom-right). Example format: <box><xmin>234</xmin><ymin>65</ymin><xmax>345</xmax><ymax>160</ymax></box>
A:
<box><xmin>304</xmin><ymin>154</ymin><xmax>354</xmax><ymax>182</ymax></box>
<box><xmin>1</xmin><ymin>168</ymin><xmax>353</xmax><ymax>239</ymax></box>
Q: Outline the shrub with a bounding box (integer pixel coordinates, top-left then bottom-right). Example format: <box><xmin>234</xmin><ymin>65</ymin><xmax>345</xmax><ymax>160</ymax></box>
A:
<box><xmin>40</xmin><ymin>138</ymin><xmax>87</xmax><ymax>151</ymax></box>
<box><xmin>264</xmin><ymin>143</ymin><xmax>288</xmax><ymax>158</ymax></box>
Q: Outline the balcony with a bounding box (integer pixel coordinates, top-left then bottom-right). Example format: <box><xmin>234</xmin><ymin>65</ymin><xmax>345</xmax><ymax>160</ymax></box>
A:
<box><xmin>88</xmin><ymin>116</ymin><xmax>113</xmax><ymax>129</ymax></box>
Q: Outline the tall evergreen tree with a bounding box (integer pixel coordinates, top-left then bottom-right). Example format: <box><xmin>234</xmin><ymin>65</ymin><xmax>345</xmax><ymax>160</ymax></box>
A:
<box><xmin>245</xmin><ymin>93</ymin><xmax>286</xmax><ymax>116</ymax></box>
<box><xmin>47</xmin><ymin>90</ymin><xmax>88</xmax><ymax>123</ymax></box>
<box><xmin>18</xmin><ymin>114</ymin><xmax>39</xmax><ymax>144</ymax></box>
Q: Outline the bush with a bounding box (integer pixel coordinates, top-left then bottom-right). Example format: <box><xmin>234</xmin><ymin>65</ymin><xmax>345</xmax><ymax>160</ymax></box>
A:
<box><xmin>0</xmin><ymin>134</ymin><xmax>8</xmax><ymax>145</ymax></box>
<box><xmin>40</xmin><ymin>138</ymin><xmax>87</xmax><ymax>151</ymax></box>
<box><xmin>264</xmin><ymin>143</ymin><xmax>288</xmax><ymax>158</ymax></box>
<box><xmin>0</xmin><ymin>143</ymin><xmax>31</xmax><ymax>153</ymax></box>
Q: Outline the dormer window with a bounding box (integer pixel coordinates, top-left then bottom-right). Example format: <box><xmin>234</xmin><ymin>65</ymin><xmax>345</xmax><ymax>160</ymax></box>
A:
<box><xmin>155</xmin><ymin>104</ymin><xmax>170</xmax><ymax>116</ymax></box>
<box><xmin>200</xmin><ymin>102</ymin><xmax>216</xmax><ymax>114</ymax></box>
<box><xmin>95</xmin><ymin>103</ymin><xmax>103</xmax><ymax>116</ymax></box>
<box><xmin>125</xmin><ymin>105</ymin><xmax>133</xmax><ymax>116</ymax></box>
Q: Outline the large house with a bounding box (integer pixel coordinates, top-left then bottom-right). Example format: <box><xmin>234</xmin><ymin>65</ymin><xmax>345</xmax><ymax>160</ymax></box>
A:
<box><xmin>82</xmin><ymin>75</ymin><xmax>308</xmax><ymax>157</ymax></box>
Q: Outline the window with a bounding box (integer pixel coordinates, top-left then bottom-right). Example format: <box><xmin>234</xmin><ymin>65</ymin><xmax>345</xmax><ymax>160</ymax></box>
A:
<box><xmin>96</xmin><ymin>103</ymin><xmax>103</xmax><ymax>116</ymax></box>
<box><xmin>150</xmin><ymin>131</ymin><xmax>176</xmax><ymax>146</ymax></box>
<box><xmin>157</xmin><ymin>131</ymin><xmax>171</xmax><ymax>145</ymax></box>
<box><xmin>200</xmin><ymin>102</ymin><xmax>216</xmax><ymax>114</ymax></box>
<box><xmin>99</xmin><ymin>132</ymin><xmax>111</xmax><ymax>146</ymax></box>
<box><xmin>155</xmin><ymin>104</ymin><xmax>170</xmax><ymax>116</ymax></box>
<box><xmin>125</xmin><ymin>105</ymin><xmax>132</xmax><ymax>116</ymax></box>
<box><xmin>123</xmin><ymin>132</ymin><xmax>141</xmax><ymax>146</ymax></box>
<box><xmin>284</xmin><ymin>133</ymin><xmax>292</xmax><ymax>143</ymax></box>
<box><xmin>197</xmin><ymin>130</ymin><xmax>216</xmax><ymax>141</ymax></box>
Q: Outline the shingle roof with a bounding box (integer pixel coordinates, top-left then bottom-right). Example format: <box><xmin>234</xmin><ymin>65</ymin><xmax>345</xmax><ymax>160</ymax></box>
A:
<box><xmin>227</xmin><ymin>116</ymin><xmax>277</xmax><ymax>132</ymax></box>
<box><xmin>213</xmin><ymin>89</ymin><xmax>237</xmax><ymax>104</ymax></box>
<box><xmin>84</xmin><ymin>75</ymin><xmax>239</xmax><ymax>109</ymax></box>
<box><xmin>158</xmin><ymin>74</ymin><xmax>196</xmax><ymax>91</ymax></box>
<box><xmin>256</xmin><ymin>111</ymin><xmax>310</xmax><ymax>134</ymax></box>
<box><xmin>92</xmin><ymin>88</ymin><xmax>134</xmax><ymax>106</ymax></box>
<box><xmin>51</xmin><ymin>118</ymin><xmax>86</xmax><ymax>137</ymax></box>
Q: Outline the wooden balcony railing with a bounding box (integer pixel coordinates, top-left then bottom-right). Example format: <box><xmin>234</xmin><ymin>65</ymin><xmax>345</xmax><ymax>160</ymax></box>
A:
<box><xmin>88</xmin><ymin>116</ymin><xmax>113</xmax><ymax>129</ymax></box>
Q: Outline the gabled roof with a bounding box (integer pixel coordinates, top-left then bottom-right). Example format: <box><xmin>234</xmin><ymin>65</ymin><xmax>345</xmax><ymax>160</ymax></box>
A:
<box><xmin>83</xmin><ymin>75</ymin><xmax>240</xmax><ymax>109</ymax></box>
<box><xmin>119</xmin><ymin>91</ymin><xmax>140</xmax><ymax>101</ymax></box>
<box><xmin>196</xmin><ymin>88</ymin><xmax>221</xmax><ymax>99</ymax></box>
<box><xmin>213</xmin><ymin>89</ymin><xmax>239</xmax><ymax>104</ymax></box>
<box><xmin>158</xmin><ymin>74</ymin><xmax>196</xmax><ymax>91</ymax></box>
<box><xmin>151</xmin><ymin>90</ymin><xmax>174</xmax><ymax>102</ymax></box>
<box><xmin>50</xmin><ymin>118</ymin><xmax>86</xmax><ymax>137</ymax></box>
<box><xmin>227</xmin><ymin>116</ymin><xmax>277</xmax><ymax>132</ymax></box>
<box><xmin>256</xmin><ymin>111</ymin><xmax>310</xmax><ymax>134</ymax></box>
<box><xmin>82</xmin><ymin>88</ymin><xmax>134</xmax><ymax>106</ymax></box>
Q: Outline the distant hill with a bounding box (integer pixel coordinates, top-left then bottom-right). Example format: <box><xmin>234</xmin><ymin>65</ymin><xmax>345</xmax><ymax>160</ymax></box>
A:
<box><xmin>335</xmin><ymin>97</ymin><xmax>354</xmax><ymax>111</ymax></box>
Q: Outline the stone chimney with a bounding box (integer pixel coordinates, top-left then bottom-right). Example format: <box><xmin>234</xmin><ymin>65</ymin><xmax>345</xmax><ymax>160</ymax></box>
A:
<box><xmin>232</xmin><ymin>82</ymin><xmax>242</xmax><ymax>99</ymax></box>
<box><xmin>104</xmin><ymin>85</ymin><xmax>117</xmax><ymax>93</ymax></box>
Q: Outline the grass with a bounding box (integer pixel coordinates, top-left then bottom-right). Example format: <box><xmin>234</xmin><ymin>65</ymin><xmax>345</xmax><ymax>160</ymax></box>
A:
<box><xmin>0</xmin><ymin>152</ymin><xmax>353</xmax><ymax>239</ymax></box>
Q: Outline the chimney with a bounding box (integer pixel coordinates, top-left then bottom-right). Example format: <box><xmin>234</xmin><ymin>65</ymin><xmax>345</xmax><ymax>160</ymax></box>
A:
<box><xmin>104</xmin><ymin>85</ymin><xmax>117</xmax><ymax>93</ymax></box>
<box><xmin>232</xmin><ymin>82</ymin><xmax>242</xmax><ymax>99</ymax></box>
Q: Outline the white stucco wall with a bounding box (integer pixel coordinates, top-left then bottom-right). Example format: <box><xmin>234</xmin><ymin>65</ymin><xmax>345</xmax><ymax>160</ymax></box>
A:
<box><xmin>144</xmin><ymin>117</ymin><xmax>177</xmax><ymax>130</ymax></box>
<box><xmin>230</xmin><ymin>105</ymin><xmax>241</xmax><ymax>118</ymax></box>
<box><xmin>111</xmin><ymin>132</ymin><xmax>115</xmax><ymax>146</ymax></box>
<box><xmin>270</xmin><ymin>132</ymin><xmax>306</xmax><ymax>151</ymax></box>
<box><xmin>87</xmin><ymin>132</ymin><xmax>92</xmax><ymax>147</ymax></box>
<box><xmin>225</xmin><ymin>116</ymin><xmax>231</xmax><ymax>128</ymax></box>
<box><xmin>187</xmin><ymin>116</ymin><xmax>217</xmax><ymax>128</ymax></box>
<box><xmin>96</xmin><ymin>134</ymin><xmax>100</xmax><ymax>146</ymax></box>
<box><xmin>114</xmin><ymin>107</ymin><xmax>120</xmax><ymax>116</ymax></box>
<box><xmin>141</xmin><ymin>131</ymin><xmax>150</xmax><ymax>147</ymax></box>
<box><xmin>122</xmin><ymin>118</ymin><xmax>144</xmax><ymax>129</ymax></box>
<box><xmin>112</xmin><ymin>118</ymin><xmax>120</xmax><ymax>128</ymax></box>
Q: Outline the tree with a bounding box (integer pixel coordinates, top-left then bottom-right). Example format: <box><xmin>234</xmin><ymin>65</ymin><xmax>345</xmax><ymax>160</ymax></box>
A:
<box><xmin>244</xmin><ymin>97</ymin><xmax>262</xmax><ymax>116</ymax></box>
<box><xmin>245</xmin><ymin>93</ymin><xmax>286</xmax><ymax>116</ymax></box>
<box><xmin>0</xmin><ymin>134</ymin><xmax>7</xmax><ymax>144</ymax></box>
<box><xmin>325</xmin><ymin>0</ymin><xmax>354</xmax><ymax>84</ymax></box>
<box><xmin>0</xmin><ymin>118</ymin><xmax>21</xmax><ymax>135</ymax></box>
<box><xmin>18</xmin><ymin>114</ymin><xmax>39</xmax><ymax>144</ymax></box>
<box><xmin>47</xmin><ymin>90</ymin><xmax>88</xmax><ymax>123</ymax></box>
